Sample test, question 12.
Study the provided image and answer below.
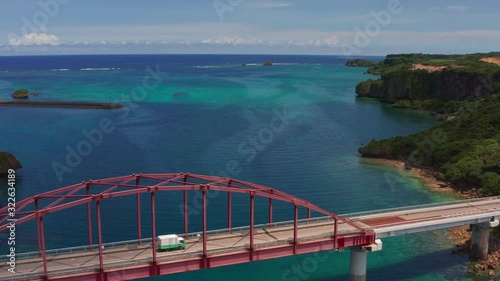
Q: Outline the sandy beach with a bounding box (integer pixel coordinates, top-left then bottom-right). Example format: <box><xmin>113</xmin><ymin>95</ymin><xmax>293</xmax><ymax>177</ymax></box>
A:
<box><xmin>361</xmin><ymin>158</ymin><xmax>474</xmax><ymax>198</ymax></box>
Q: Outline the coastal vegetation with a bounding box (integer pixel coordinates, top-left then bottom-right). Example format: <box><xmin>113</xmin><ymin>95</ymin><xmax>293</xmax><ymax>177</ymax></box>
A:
<box><xmin>357</xmin><ymin>53</ymin><xmax>500</xmax><ymax>195</ymax></box>
<box><xmin>0</xmin><ymin>152</ymin><xmax>22</xmax><ymax>176</ymax></box>
<box><xmin>12</xmin><ymin>89</ymin><xmax>29</xmax><ymax>99</ymax></box>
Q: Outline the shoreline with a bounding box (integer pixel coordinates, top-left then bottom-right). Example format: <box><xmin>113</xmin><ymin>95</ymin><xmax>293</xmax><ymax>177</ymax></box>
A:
<box><xmin>361</xmin><ymin>157</ymin><xmax>474</xmax><ymax>198</ymax></box>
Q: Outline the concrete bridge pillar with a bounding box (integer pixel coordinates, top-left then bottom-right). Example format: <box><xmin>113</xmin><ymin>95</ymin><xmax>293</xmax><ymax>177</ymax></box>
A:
<box><xmin>349</xmin><ymin>248</ymin><xmax>367</xmax><ymax>281</ymax></box>
<box><xmin>349</xmin><ymin>239</ymin><xmax>382</xmax><ymax>281</ymax></box>
<box><xmin>470</xmin><ymin>220</ymin><xmax>499</xmax><ymax>260</ymax></box>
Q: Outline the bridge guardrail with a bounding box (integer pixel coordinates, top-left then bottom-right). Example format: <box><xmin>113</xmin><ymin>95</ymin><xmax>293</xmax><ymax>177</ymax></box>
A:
<box><xmin>0</xmin><ymin>239</ymin><xmax>299</xmax><ymax>281</ymax></box>
<box><xmin>340</xmin><ymin>196</ymin><xmax>500</xmax><ymax>220</ymax></box>
<box><xmin>0</xmin><ymin>219</ymin><xmax>370</xmax><ymax>280</ymax></box>
<box><xmin>0</xmin><ymin>272</ymin><xmax>42</xmax><ymax>281</ymax></box>
<box><xmin>0</xmin><ymin>215</ymin><xmax>348</xmax><ymax>263</ymax></box>
<box><xmin>0</xmin><ymin>264</ymin><xmax>101</xmax><ymax>281</ymax></box>
<box><xmin>0</xmin><ymin>238</ymin><xmax>154</xmax><ymax>261</ymax></box>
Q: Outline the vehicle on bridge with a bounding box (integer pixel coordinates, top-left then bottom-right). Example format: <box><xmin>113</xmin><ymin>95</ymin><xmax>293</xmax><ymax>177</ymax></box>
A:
<box><xmin>157</xmin><ymin>234</ymin><xmax>186</xmax><ymax>251</ymax></box>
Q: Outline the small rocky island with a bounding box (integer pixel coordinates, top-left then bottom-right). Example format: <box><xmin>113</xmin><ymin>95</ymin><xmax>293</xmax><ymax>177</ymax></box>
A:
<box><xmin>263</xmin><ymin>61</ymin><xmax>273</xmax><ymax>66</ymax></box>
<box><xmin>11</xmin><ymin>89</ymin><xmax>30</xmax><ymax>99</ymax></box>
<box><xmin>0</xmin><ymin>152</ymin><xmax>22</xmax><ymax>176</ymax></box>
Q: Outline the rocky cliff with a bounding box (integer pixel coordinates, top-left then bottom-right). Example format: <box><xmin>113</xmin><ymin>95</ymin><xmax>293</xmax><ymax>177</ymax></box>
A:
<box><xmin>357</xmin><ymin>69</ymin><xmax>499</xmax><ymax>102</ymax></box>
<box><xmin>355</xmin><ymin>53</ymin><xmax>500</xmax><ymax>103</ymax></box>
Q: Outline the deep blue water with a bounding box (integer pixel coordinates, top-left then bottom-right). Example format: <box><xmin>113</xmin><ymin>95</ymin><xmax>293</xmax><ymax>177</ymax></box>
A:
<box><xmin>0</xmin><ymin>55</ymin><xmax>475</xmax><ymax>280</ymax></box>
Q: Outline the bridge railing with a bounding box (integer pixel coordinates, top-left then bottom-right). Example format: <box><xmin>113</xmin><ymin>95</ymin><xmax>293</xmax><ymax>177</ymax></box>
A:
<box><xmin>340</xmin><ymin>196</ymin><xmax>500</xmax><ymax>219</ymax></box>
<box><xmin>1</xmin><ymin>230</ymin><xmax>355</xmax><ymax>281</ymax></box>
<box><xmin>0</xmin><ymin>219</ymin><xmax>369</xmax><ymax>280</ymax></box>
<box><xmin>0</xmin><ymin>237</ymin><xmax>154</xmax><ymax>261</ymax></box>
<box><xmin>3</xmin><ymin>214</ymin><xmax>362</xmax><ymax>263</ymax></box>
<box><xmin>0</xmin><ymin>263</ymin><xmax>102</xmax><ymax>281</ymax></box>
<box><xmin>0</xmin><ymin>237</ymin><xmax>309</xmax><ymax>280</ymax></box>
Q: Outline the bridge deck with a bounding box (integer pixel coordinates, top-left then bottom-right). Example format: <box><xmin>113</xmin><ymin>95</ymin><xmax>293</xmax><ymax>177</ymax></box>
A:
<box><xmin>3</xmin><ymin>196</ymin><xmax>500</xmax><ymax>280</ymax></box>
<box><xmin>350</xmin><ymin>196</ymin><xmax>500</xmax><ymax>237</ymax></box>
<box><xmin>0</xmin><ymin>219</ymin><xmax>357</xmax><ymax>280</ymax></box>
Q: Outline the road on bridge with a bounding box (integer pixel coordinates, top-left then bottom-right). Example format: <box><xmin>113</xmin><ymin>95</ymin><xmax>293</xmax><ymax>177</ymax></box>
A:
<box><xmin>3</xmin><ymin>196</ymin><xmax>500</xmax><ymax>280</ymax></box>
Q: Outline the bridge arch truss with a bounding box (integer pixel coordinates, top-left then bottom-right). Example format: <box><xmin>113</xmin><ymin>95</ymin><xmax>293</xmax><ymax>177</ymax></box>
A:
<box><xmin>0</xmin><ymin>173</ymin><xmax>374</xmax><ymax>280</ymax></box>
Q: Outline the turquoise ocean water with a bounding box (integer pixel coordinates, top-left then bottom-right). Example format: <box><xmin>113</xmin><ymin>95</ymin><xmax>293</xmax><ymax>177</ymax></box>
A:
<box><xmin>0</xmin><ymin>55</ymin><xmax>478</xmax><ymax>280</ymax></box>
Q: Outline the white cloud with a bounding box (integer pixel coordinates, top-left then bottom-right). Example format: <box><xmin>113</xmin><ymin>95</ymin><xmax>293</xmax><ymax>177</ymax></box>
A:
<box><xmin>445</xmin><ymin>5</ymin><xmax>469</xmax><ymax>12</ymax></box>
<box><xmin>8</xmin><ymin>32</ymin><xmax>59</xmax><ymax>46</ymax></box>
<box><xmin>201</xmin><ymin>35</ymin><xmax>339</xmax><ymax>47</ymax></box>
<box><xmin>202</xmin><ymin>36</ymin><xmax>260</xmax><ymax>46</ymax></box>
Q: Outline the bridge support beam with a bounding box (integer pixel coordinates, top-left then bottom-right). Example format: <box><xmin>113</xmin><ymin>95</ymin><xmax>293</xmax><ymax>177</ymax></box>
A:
<box><xmin>183</xmin><ymin>176</ymin><xmax>188</xmax><ymax>237</ymax></box>
<box><xmin>202</xmin><ymin>187</ymin><xmax>208</xmax><ymax>268</ymax></box>
<box><xmin>151</xmin><ymin>191</ymin><xmax>158</xmax><ymax>275</ymax></box>
<box><xmin>86</xmin><ymin>186</ymin><xmax>93</xmax><ymax>250</ymax></box>
<box><xmin>136</xmin><ymin>178</ymin><xmax>142</xmax><ymax>245</ymax></box>
<box><xmin>470</xmin><ymin>220</ymin><xmax>499</xmax><ymax>260</ymax></box>
<box><xmin>96</xmin><ymin>200</ymin><xmax>104</xmax><ymax>276</ymax></box>
<box><xmin>250</xmin><ymin>192</ymin><xmax>255</xmax><ymax>260</ymax></box>
<box><xmin>268</xmin><ymin>198</ymin><xmax>273</xmax><ymax>227</ymax></box>
<box><xmin>228</xmin><ymin>191</ymin><xmax>232</xmax><ymax>233</ymax></box>
<box><xmin>349</xmin><ymin>239</ymin><xmax>383</xmax><ymax>281</ymax></box>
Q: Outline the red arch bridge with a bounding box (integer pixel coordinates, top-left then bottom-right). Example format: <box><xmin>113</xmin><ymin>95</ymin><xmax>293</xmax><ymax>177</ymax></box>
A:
<box><xmin>2</xmin><ymin>173</ymin><xmax>500</xmax><ymax>281</ymax></box>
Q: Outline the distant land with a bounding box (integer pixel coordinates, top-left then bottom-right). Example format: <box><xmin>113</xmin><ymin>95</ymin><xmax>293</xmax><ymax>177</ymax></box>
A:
<box><xmin>345</xmin><ymin>58</ymin><xmax>378</xmax><ymax>68</ymax></box>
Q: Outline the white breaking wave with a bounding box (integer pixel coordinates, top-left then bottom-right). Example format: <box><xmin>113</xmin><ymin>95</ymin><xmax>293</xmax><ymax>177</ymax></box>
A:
<box><xmin>194</xmin><ymin>65</ymin><xmax>222</xmax><ymax>69</ymax></box>
<box><xmin>273</xmin><ymin>63</ymin><xmax>299</xmax><ymax>65</ymax></box>
<box><xmin>50</xmin><ymin>69</ymin><xmax>69</xmax><ymax>71</ymax></box>
<box><xmin>80</xmin><ymin>67</ymin><xmax>120</xmax><ymax>71</ymax></box>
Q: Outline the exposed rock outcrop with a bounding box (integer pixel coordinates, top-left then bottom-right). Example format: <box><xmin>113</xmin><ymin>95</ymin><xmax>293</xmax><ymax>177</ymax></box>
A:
<box><xmin>356</xmin><ymin>70</ymin><xmax>499</xmax><ymax>102</ymax></box>
<box><xmin>355</xmin><ymin>54</ymin><xmax>500</xmax><ymax>103</ymax></box>
<box><xmin>0</xmin><ymin>152</ymin><xmax>22</xmax><ymax>176</ymax></box>
<box><xmin>12</xmin><ymin>89</ymin><xmax>29</xmax><ymax>99</ymax></box>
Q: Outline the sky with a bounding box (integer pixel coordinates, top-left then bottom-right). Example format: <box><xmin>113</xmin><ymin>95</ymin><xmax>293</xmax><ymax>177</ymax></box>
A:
<box><xmin>0</xmin><ymin>0</ymin><xmax>499</xmax><ymax>56</ymax></box>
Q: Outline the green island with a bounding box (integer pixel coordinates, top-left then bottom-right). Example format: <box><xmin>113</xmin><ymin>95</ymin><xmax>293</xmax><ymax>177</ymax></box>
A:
<box><xmin>11</xmin><ymin>89</ymin><xmax>30</xmax><ymax>99</ymax></box>
<box><xmin>356</xmin><ymin>53</ymin><xmax>500</xmax><ymax>195</ymax></box>
<box><xmin>0</xmin><ymin>152</ymin><xmax>22</xmax><ymax>176</ymax></box>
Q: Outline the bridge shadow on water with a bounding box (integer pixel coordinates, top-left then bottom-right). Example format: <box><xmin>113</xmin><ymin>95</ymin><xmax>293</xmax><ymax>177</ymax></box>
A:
<box><xmin>320</xmin><ymin>248</ymin><xmax>470</xmax><ymax>281</ymax></box>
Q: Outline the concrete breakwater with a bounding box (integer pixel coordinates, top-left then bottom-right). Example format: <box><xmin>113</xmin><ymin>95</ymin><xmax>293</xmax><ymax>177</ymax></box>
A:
<box><xmin>0</xmin><ymin>101</ymin><xmax>123</xmax><ymax>109</ymax></box>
